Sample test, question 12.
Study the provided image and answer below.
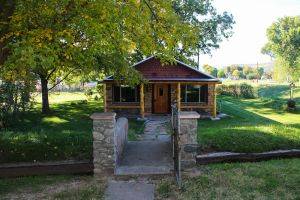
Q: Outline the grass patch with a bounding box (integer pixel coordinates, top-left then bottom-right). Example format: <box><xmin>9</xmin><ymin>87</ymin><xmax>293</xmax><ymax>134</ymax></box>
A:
<box><xmin>0</xmin><ymin>92</ymin><xmax>143</xmax><ymax>163</ymax></box>
<box><xmin>199</xmin><ymin>95</ymin><xmax>300</xmax><ymax>153</ymax></box>
<box><xmin>182</xmin><ymin>159</ymin><xmax>300</xmax><ymax>200</ymax></box>
<box><xmin>157</xmin><ymin>182</ymin><xmax>172</xmax><ymax>198</ymax></box>
<box><xmin>0</xmin><ymin>175</ymin><xmax>74</xmax><ymax>195</ymax></box>
<box><xmin>53</xmin><ymin>184</ymin><xmax>105</xmax><ymax>200</ymax></box>
<box><xmin>127</xmin><ymin>119</ymin><xmax>145</xmax><ymax>141</ymax></box>
<box><xmin>0</xmin><ymin>175</ymin><xmax>105</xmax><ymax>199</ymax></box>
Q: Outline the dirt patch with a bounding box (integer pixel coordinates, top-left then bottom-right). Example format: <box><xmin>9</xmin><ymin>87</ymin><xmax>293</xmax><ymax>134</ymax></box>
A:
<box><xmin>1</xmin><ymin>176</ymin><xmax>106</xmax><ymax>200</ymax></box>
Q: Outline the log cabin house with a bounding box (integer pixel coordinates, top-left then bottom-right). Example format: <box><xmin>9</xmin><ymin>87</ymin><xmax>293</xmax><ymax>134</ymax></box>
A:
<box><xmin>102</xmin><ymin>56</ymin><xmax>221</xmax><ymax>118</ymax></box>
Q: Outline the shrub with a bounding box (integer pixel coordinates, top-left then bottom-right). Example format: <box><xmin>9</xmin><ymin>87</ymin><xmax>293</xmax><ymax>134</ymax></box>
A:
<box><xmin>217</xmin><ymin>83</ymin><xmax>256</xmax><ymax>99</ymax></box>
<box><xmin>0</xmin><ymin>81</ymin><xmax>35</xmax><ymax>128</ymax></box>
<box><xmin>84</xmin><ymin>88</ymin><xmax>93</xmax><ymax>99</ymax></box>
<box><xmin>95</xmin><ymin>84</ymin><xmax>103</xmax><ymax>98</ymax></box>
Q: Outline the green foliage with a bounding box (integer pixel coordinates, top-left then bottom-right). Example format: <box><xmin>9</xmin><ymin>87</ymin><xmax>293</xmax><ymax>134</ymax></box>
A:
<box><xmin>232</xmin><ymin>69</ymin><xmax>241</xmax><ymax>79</ymax></box>
<box><xmin>157</xmin><ymin>182</ymin><xmax>171</xmax><ymax>198</ymax></box>
<box><xmin>95</xmin><ymin>84</ymin><xmax>103</xmax><ymax>98</ymax></box>
<box><xmin>272</xmin><ymin>57</ymin><xmax>289</xmax><ymax>82</ymax></box>
<box><xmin>202</xmin><ymin>64</ymin><xmax>217</xmax><ymax>77</ymax></box>
<box><xmin>0</xmin><ymin>81</ymin><xmax>35</xmax><ymax>128</ymax></box>
<box><xmin>216</xmin><ymin>83</ymin><xmax>256</xmax><ymax>98</ymax></box>
<box><xmin>127</xmin><ymin>119</ymin><xmax>145</xmax><ymax>141</ymax></box>
<box><xmin>217</xmin><ymin>69</ymin><xmax>225</xmax><ymax>78</ymax></box>
<box><xmin>172</xmin><ymin>0</ymin><xmax>235</xmax><ymax>64</ymax></box>
<box><xmin>84</xmin><ymin>88</ymin><xmax>93</xmax><ymax>99</ymax></box>
<box><xmin>262</xmin><ymin>16</ymin><xmax>300</xmax><ymax>81</ymax></box>
<box><xmin>246</xmin><ymin>73</ymin><xmax>257</xmax><ymax>80</ymax></box>
<box><xmin>1</xmin><ymin>0</ymin><xmax>208</xmax><ymax>112</ymax></box>
<box><xmin>242</xmin><ymin>66</ymin><xmax>252</xmax><ymax>76</ymax></box>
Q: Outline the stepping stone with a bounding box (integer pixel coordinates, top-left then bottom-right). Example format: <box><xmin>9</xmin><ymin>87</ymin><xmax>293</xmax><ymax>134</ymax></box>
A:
<box><xmin>105</xmin><ymin>181</ymin><xmax>154</xmax><ymax>200</ymax></box>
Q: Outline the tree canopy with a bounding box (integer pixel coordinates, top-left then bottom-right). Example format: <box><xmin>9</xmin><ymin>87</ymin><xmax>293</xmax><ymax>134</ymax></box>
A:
<box><xmin>172</xmin><ymin>0</ymin><xmax>234</xmax><ymax>65</ymax></box>
<box><xmin>262</xmin><ymin>16</ymin><xmax>300</xmax><ymax>81</ymax></box>
<box><xmin>1</xmin><ymin>0</ymin><xmax>234</xmax><ymax>113</ymax></box>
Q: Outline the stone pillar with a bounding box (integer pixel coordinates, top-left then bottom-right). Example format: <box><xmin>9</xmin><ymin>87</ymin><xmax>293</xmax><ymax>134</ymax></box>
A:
<box><xmin>179</xmin><ymin>111</ymin><xmax>200</xmax><ymax>168</ymax></box>
<box><xmin>90</xmin><ymin>112</ymin><xmax>116</xmax><ymax>175</ymax></box>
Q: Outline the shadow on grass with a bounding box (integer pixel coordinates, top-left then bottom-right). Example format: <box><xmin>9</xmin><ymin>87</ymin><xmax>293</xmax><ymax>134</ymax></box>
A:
<box><xmin>0</xmin><ymin>100</ymin><xmax>103</xmax><ymax>163</ymax></box>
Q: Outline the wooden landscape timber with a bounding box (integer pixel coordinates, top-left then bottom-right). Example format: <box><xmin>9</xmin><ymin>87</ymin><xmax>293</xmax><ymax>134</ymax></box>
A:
<box><xmin>196</xmin><ymin>149</ymin><xmax>300</xmax><ymax>164</ymax></box>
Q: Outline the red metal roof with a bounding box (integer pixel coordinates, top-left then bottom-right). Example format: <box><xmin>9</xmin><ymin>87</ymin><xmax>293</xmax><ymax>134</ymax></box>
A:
<box><xmin>134</xmin><ymin>57</ymin><xmax>211</xmax><ymax>79</ymax></box>
<box><xmin>103</xmin><ymin>56</ymin><xmax>219</xmax><ymax>82</ymax></box>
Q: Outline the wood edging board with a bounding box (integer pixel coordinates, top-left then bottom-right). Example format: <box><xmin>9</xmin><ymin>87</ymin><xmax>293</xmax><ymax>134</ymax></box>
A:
<box><xmin>196</xmin><ymin>149</ymin><xmax>300</xmax><ymax>164</ymax></box>
<box><xmin>0</xmin><ymin>160</ymin><xmax>93</xmax><ymax>178</ymax></box>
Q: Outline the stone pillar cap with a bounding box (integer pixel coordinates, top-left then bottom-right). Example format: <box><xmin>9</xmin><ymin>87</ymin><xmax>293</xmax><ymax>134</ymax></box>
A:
<box><xmin>90</xmin><ymin>112</ymin><xmax>116</xmax><ymax>120</ymax></box>
<box><xmin>179</xmin><ymin>111</ymin><xmax>200</xmax><ymax>119</ymax></box>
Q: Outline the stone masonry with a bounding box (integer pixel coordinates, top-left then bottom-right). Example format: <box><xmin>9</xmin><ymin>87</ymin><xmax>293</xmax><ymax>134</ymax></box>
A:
<box><xmin>179</xmin><ymin>111</ymin><xmax>200</xmax><ymax>168</ymax></box>
<box><xmin>90</xmin><ymin>112</ymin><xmax>116</xmax><ymax>175</ymax></box>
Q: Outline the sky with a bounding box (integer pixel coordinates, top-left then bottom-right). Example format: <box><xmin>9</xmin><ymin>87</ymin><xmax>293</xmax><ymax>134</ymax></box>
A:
<box><xmin>198</xmin><ymin>0</ymin><xmax>300</xmax><ymax>68</ymax></box>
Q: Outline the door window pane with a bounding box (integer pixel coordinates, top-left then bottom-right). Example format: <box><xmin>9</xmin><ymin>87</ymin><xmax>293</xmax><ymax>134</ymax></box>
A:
<box><xmin>159</xmin><ymin>88</ymin><xmax>164</xmax><ymax>96</ymax></box>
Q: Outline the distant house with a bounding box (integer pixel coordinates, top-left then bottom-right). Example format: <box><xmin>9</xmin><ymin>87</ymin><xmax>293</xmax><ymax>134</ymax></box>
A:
<box><xmin>102</xmin><ymin>56</ymin><xmax>221</xmax><ymax>118</ymax></box>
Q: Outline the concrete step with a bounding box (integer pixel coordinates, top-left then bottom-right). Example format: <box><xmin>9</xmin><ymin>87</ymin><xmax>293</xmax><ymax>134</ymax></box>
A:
<box><xmin>115</xmin><ymin>165</ymin><xmax>172</xmax><ymax>175</ymax></box>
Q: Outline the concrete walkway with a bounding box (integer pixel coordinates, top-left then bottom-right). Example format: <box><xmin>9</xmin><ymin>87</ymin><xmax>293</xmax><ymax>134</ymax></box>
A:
<box><xmin>105</xmin><ymin>180</ymin><xmax>154</xmax><ymax>200</ymax></box>
<box><xmin>108</xmin><ymin>116</ymin><xmax>172</xmax><ymax>200</ymax></box>
<box><xmin>115</xmin><ymin>116</ymin><xmax>172</xmax><ymax>175</ymax></box>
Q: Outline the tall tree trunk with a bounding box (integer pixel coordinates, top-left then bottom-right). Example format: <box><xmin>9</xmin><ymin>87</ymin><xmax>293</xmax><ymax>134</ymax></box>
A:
<box><xmin>40</xmin><ymin>75</ymin><xmax>50</xmax><ymax>113</ymax></box>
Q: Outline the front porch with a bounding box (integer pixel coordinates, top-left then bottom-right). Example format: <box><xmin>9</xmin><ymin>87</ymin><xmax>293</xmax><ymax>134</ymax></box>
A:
<box><xmin>103</xmin><ymin>82</ymin><xmax>218</xmax><ymax>118</ymax></box>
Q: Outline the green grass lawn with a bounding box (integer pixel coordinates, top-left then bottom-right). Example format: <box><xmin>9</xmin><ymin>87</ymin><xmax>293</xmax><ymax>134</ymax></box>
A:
<box><xmin>0</xmin><ymin>92</ymin><xmax>144</xmax><ymax>163</ymax></box>
<box><xmin>180</xmin><ymin>158</ymin><xmax>300</xmax><ymax>199</ymax></box>
<box><xmin>198</xmin><ymin>82</ymin><xmax>300</xmax><ymax>153</ymax></box>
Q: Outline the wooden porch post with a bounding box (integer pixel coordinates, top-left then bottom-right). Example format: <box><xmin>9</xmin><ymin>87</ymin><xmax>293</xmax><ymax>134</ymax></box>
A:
<box><xmin>103</xmin><ymin>83</ymin><xmax>107</xmax><ymax>112</ymax></box>
<box><xmin>177</xmin><ymin>82</ymin><xmax>181</xmax><ymax>110</ymax></box>
<box><xmin>213</xmin><ymin>84</ymin><xmax>217</xmax><ymax>118</ymax></box>
<box><xmin>140</xmin><ymin>83</ymin><xmax>145</xmax><ymax>119</ymax></box>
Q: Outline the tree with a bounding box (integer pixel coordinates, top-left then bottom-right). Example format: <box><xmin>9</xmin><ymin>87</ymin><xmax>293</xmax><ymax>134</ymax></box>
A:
<box><xmin>272</xmin><ymin>57</ymin><xmax>289</xmax><ymax>82</ymax></box>
<box><xmin>242</xmin><ymin>66</ymin><xmax>252</xmax><ymax>77</ymax></box>
<box><xmin>1</xmin><ymin>0</ymin><xmax>201</xmax><ymax>113</ymax></box>
<box><xmin>172</xmin><ymin>0</ymin><xmax>235</xmax><ymax>65</ymax></box>
<box><xmin>217</xmin><ymin>69</ymin><xmax>225</xmax><ymax>78</ymax></box>
<box><xmin>202</xmin><ymin>64</ymin><xmax>217</xmax><ymax>77</ymax></box>
<box><xmin>262</xmin><ymin>16</ymin><xmax>300</xmax><ymax>81</ymax></box>
<box><xmin>232</xmin><ymin>69</ymin><xmax>241</xmax><ymax>79</ymax></box>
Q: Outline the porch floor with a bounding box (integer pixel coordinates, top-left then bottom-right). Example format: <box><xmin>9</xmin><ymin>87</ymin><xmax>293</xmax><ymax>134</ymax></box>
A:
<box><xmin>115</xmin><ymin>117</ymin><xmax>173</xmax><ymax>175</ymax></box>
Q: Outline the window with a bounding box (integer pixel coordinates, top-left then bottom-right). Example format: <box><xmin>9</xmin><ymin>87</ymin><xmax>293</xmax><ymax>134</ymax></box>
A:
<box><xmin>113</xmin><ymin>85</ymin><xmax>140</xmax><ymax>102</ymax></box>
<box><xmin>181</xmin><ymin>84</ymin><xmax>208</xmax><ymax>103</ymax></box>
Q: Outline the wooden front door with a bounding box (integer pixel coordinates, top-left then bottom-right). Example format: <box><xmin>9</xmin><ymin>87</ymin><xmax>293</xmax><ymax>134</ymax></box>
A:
<box><xmin>153</xmin><ymin>84</ymin><xmax>169</xmax><ymax>113</ymax></box>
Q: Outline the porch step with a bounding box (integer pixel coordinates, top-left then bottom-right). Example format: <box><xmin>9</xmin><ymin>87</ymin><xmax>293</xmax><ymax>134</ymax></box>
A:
<box><xmin>115</xmin><ymin>165</ymin><xmax>172</xmax><ymax>175</ymax></box>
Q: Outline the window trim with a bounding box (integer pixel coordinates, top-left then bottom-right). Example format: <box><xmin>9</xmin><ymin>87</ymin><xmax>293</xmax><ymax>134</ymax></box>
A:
<box><xmin>181</xmin><ymin>84</ymin><xmax>208</xmax><ymax>103</ymax></box>
<box><xmin>112</xmin><ymin>85</ymin><xmax>140</xmax><ymax>103</ymax></box>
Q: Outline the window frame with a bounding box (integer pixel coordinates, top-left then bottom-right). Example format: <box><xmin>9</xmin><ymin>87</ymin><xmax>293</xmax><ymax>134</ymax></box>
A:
<box><xmin>112</xmin><ymin>85</ymin><xmax>140</xmax><ymax>103</ymax></box>
<box><xmin>181</xmin><ymin>84</ymin><xmax>208</xmax><ymax>103</ymax></box>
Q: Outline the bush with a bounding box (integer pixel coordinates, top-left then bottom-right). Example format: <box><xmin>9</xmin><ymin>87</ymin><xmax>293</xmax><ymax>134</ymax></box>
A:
<box><xmin>95</xmin><ymin>84</ymin><xmax>103</xmax><ymax>98</ymax></box>
<box><xmin>84</xmin><ymin>88</ymin><xmax>93</xmax><ymax>99</ymax></box>
<box><xmin>0</xmin><ymin>81</ymin><xmax>35</xmax><ymax>128</ymax></box>
<box><xmin>217</xmin><ymin>83</ymin><xmax>256</xmax><ymax>99</ymax></box>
